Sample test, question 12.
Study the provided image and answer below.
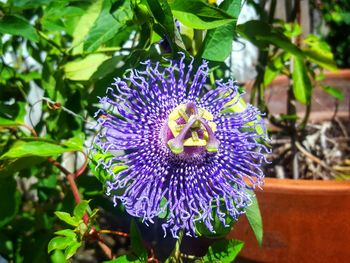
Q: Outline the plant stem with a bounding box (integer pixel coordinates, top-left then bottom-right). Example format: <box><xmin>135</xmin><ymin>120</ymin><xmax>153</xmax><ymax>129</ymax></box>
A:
<box><xmin>174</xmin><ymin>231</ymin><xmax>184</xmax><ymax>259</ymax></box>
<box><xmin>164</xmin><ymin>230</ymin><xmax>184</xmax><ymax>263</ymax></box>
<box><xmin>99</xmin><ymin>229</ymin><xmax>129</xmax><ymax>238</ymax></box>
<box><xmin>287</xmin><ymin>0</ymin><xmax>301</xmax><ymax>180</ymax></box>
<box><xmin>194</xmin><ymin>29</ymin><xmax>203</xmax><ymax>56</ymax></box>
<box><xmin>98</xmin><ymin>240</ymin><xmax>115</xmax><ymax>259</ymax></box>
<box><xmin>21</xmin><ymin>124</ymin><xmax>114</xmax><ymax>259</ymax></box>
<box><xmin>298</xmin><ymin>102</ymin><xmax>311</xmax><ymax>131</ymax></box>
<box><xmin>250</xmin><ymin>0</ymin><xmax>276</xmax><ymax>112</ymax></box>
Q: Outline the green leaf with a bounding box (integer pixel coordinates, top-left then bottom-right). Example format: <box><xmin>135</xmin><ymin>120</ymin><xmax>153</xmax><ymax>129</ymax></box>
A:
<box><xmin>64</xmin><ymin>240</ymin><xmax>82</xmax><ymax>259</ymax></box>
<box><xmin>220</xmin><ymin>0</ymin><xmax>242</xmax><ymax>18</ymax></box>
<box><xmin>158</xmin><ymin>197</ymin><xmax>169</xmax><ymax>219</ymax></box>
<box><xmin>47</xmin><ymin>236</ymin><xmax>72</xmax><ymax>253</ymax></box>
<box><xmin>292</xmin><ymin>56</ymin><xmax>312</xmax><ymax>105</ymax></box>
<box><xmin>170</xmin><ymin>0</ymin><xmax>235</xmax><ymax>30</ymax></box>
<box><xmin>63</xmin><ymin>53</ymin><xmax>110</xmax><ymax>81</ymax></box>
<box><xmin>321</xmin><ymin>85</ymin><xmax>344</xmax><ymax>100</ymax></box>
<box><xmin>147</xmin><ymin>0</ymin><xmax>173</xmax><ymax>33</ymax></box>
<box><xmin>0</xmin><ymin>141</ymin><xmax>75</xmax><ymax>159</ymax></box>
<box><xmin>71</xmin><ymin>0</ymin><xmax>104</xmax><ymax>54</ymax></box>
<box><xmin>0</xmin><ymin>15</ymin><xmax>39</xmax><ymax>42</ymax></box>
<box><xmin>89</xmin><ymin>151</ymin><xmax>127</xmax><ymax>184</ymax></box>
<box><xmin>9</xmin><ymin>0</ymin><xmax>53</xmax><ymax>10</ymax></box>
<box><xmin>77</xmin><ymin>222</ymin><xmax>88</xmax><ymax>237</ymax></box>
<box><xmin>283</xmin><ymin>23</ymin><xmax>302</xmax><ymax>38</ymax></box>
<box><xmin>237</xmin><ymin>20</ymin><xmax>304</xmax><ymax>58</ymax></box>
<box><xmin>73</xmin><ymin>200</ymin><xmax>89</xmax><ymax>219</ymax></box>
<box><xmin>221</xmin><ymin>94</ymin><xmax>247</xmax><ymax>114</ymax></box>
<box><xmin>202</xmin><ymin>23</ymin><xmax>235</xmax><ymax>61</ymax></box>
<box><xmin>280</xmin><ymin>114</ymin><xmax>298</xmax><ymax>121</ymax></box>
<box><xmin>17</xmin><ymin>71</ymin><xmax>41</xmax><ymax>82</ymax></box>
<box><xmin>54</xmin><ymin>229</ymin><xmax>77</xmax><ymax>238</ymax></box>
<box><xmin>245</xmin><ymin>190</ymin><xmax>263</xmax><ymax>246</ymax></box>
<box><xmin>51</xmin><ymin>250</ymin><xmax>68</xmax><ymax>263</ymax></box>
<box><xmin>302</xmin><ymin>34</ymin><xmax>337</xmax><ymax>71</ymax></box>
<box><xmin>202</xmin><ymin>239</ymin><xmax>244</xmax><ymax>263</ymax></box>
<box><xmin>91</xmin><ymin>56</ymin><xmax>125</xmax><ymax>80</ymax></box>
<box><xmin>0</xmin><ymin>156</ymin><xmax>46</xmax><ymax>176</ymax></box>
<box><xmin>103</xmin><ymin>256</ymin><xmax>127</xmax><ymax>262</ymax></box>
<box><xmin>62</xmin><ymin>133</ymin><xmax>85</xmax><ymax>151</ymax></box>
<box><xmin>130</xmin><ymin>220</ymin><xmax>147</xmax><ymax>261</ymax></box>
<box><xmin>104</xmin><ymin>255</ymin><xmax>141</xmax><ymax>263</ymax></box>
<box><xmin>195</xmin><ymin>209</ymin><xmax>235</xmax><ymax>238</ymax></box>
<box><xmin>83</xmin><ymin>0</ymin><xmax>132</xmax><ymax>52</ymax></box>
<box><xmin>264</xmin><ymin>52</ymin><xmax>291</xmax><ymax>86</ymax></box>
<box><xmin>0</xmin><ymin>101</ymin><xmax>26</xmax><ymax>126</ymax></box>
<box><xmin>221</xmin><ymin>95</ymin><xmax>267</xmax><ymax>138</ymax></box>
<box><xmin>202</xmin><ymin>0</ymin><xmax>241</xmax><ymax>61</ymax></box>
<box><xmin>0</xmin><ymin>177</ymin><xmax>20</xmax><ymax>228</ymax></box>
<box><xmin>54</xmin><ymin>212</ymin><xmax>80</xmax><ymax>227</ymax></box>
<box><xmin>42</xmin><ymin>4</ymin><xmax>85</xmax><ymax>33</ymax></box>
<box><xmin>146</xmin><ymin>0</ymin><xmax>185</xmax><ymax>50</ymax></box>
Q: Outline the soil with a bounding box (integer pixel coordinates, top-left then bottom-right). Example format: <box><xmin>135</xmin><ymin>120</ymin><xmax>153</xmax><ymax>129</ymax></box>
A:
<box><xmin>267</xmin><ymin>113</ymin><xmax>350</xmax><ymax>180</ymax></box>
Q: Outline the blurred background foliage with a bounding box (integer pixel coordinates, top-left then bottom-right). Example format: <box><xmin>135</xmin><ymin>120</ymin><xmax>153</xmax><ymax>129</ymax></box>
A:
<box><xmin>0</xmin><ymin>0</ymin><xmax>345</xmax><ymax>262</ymax></box>
<box><xmin>318</xmin><ymin>0</ymin><xmax>350</xmax><ymax>68</ymax></box>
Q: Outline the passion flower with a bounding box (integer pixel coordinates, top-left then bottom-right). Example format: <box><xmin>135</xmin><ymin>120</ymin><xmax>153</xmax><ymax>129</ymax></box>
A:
<box><xmin>93</xmin><ymin>54</ymin><xmax>268</xmax><ymax>238</ymax></box>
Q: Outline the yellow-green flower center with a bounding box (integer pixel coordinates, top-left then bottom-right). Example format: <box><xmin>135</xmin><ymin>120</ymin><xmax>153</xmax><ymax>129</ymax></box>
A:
<box><xmin>167</xmin><ymin>103</ymin><xmax>219</xmax><ymax>155</ymax></box>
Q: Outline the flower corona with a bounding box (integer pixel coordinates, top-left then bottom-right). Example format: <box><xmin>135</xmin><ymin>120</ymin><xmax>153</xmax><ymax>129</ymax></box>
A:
<box><xmin>93</xmin><ymin>54</ymin><xmax>269</xmax><ymax>238</ymax></box>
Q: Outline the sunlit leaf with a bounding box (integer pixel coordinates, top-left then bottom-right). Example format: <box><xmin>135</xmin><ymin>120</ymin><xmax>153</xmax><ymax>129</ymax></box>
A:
<box><xmin>0</xmin><ymin>141</ymin><xmax>77</xmax><ymax>159</ymax></box>
<box><xmin>202</xmin><ymin>0</ymin><xmax>241</xmax><ymax>61</ymax></box>
<box><xmin>321</xmin><ymin>85</ymin><xmax>344</xmax><ymax>100</ymax></box>
<box><xmin>63</xmin><ymin>53</ymin><xmax>110</xmax><ymax>81</ymax></box>
<box><xmin>83</xmin><ymin>0</ymin><xmax>132</xmax><ymax>52</ymax></box>
<box><xmin>169</xmin><ymin>0</ymin><xmax>235</xmax><ymax>30</ymax></box>
<box><xmin>202</xmin><ymin>239</ymin><xmax>244</xmax><ymax>262</ymax></box>
<box><xmin>73</xmin><ymin>200</ymin><xmax>89</xmax><ymax>219</ymax></box>
<box><xmin>71</xmin><ymin>0</ymin><xmax>103</xmax><ymax>54</ymax></box>
<box><xmin>62</xmin><ymin>133</ymin><xmax>85</xmax><ymax>151</ymax></box>
<box><xmin>292</xmin><ymin>56</ymin><xmax>312</xmax><ymax>105</ymax></box>
<box><xmin>89</xmin><ymin>151</ymin><xmax>127</xmax><ymax>184</ymax></box>
<box><xmin>47</xmin><ymin>236</ymin><xmax>72</xmax><ymax>253</ymax></box>
<box><xmin>302</xmin><ymin>34</ymin><xmax>337</xmax><ymax>71</ymax></box>
<box><xmin>54</xmin><ymin>212</ymin><xmax>80</xmax><ymax>227</ymax></box>
<box><xmin>237</xmin><ymin>20</ymin><xmax>304</xmax><ymax>57</ymax></box>
<box><xmin>50</xmin><ymin>250</ymin><xmax>68</xmax><ymax>263</ymax></box>
<box><xmin>264</xmin><ymin>52</ymin><xmax>290</xmax><ymax>86</ymax></box>
<box><xmin>64</xmin><ymin>240</ymin><xmax>82</xmax><ymax>259</ymax></box>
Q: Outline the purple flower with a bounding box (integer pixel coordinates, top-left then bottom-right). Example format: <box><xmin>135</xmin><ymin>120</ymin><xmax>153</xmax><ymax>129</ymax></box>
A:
<box><xmin>93</xmin><ymin>54</ymin><xmax>268</xmax><ymax>238</ymax></box>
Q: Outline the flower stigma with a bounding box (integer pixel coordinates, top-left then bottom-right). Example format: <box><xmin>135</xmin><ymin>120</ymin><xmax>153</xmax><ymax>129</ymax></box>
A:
<box><xmin>166</xmin><ymin>102</ymin><xmax>219</xmax><ymax>155</ymax></box>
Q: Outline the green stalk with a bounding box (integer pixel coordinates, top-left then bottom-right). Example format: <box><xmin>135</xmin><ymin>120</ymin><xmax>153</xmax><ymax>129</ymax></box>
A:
<box><xmin>285</xmin><ymin>0</ymin><xmax>301</xmax><ymax>179</ymax></box>
<box><xmin>250</xmin><ymin>0</ymin><xmax>276</xmax><ymax>113</ymax></box>
<box><xmin>165</xmin><ymin>230</ymin><xmax>184</xmax><ymax>263</ymax></box>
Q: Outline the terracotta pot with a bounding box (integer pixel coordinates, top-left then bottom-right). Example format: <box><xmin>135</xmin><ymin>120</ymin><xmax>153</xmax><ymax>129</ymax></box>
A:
<box><xmin>228</xmin><ymin>178</ymin><xmax>350</xmax><ymax>263</ymax></box>
<box><xmin>229</xmin><ymin>72</ymin><xmax>350</xmax><ymax>262</ymax></box>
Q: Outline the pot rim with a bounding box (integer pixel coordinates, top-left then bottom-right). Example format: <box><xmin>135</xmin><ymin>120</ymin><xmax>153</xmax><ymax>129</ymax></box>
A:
<box><xmin>260</xmin><ymin>177</ymin><xmax>350</xmax><ymax>195</ymax></box>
